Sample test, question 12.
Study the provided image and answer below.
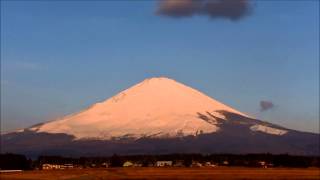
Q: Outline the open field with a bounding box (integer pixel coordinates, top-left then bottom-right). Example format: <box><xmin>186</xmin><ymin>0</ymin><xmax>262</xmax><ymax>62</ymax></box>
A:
<box><xmin>1</xmin><ymin>167</ymin><xmax>319</xmax><ymax>180</ymax></box>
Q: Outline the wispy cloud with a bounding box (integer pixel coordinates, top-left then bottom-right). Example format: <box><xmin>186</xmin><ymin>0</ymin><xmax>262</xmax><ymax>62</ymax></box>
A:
<box><xmin>156</xmin><ymin>0</ymin><xmax>252</xmax><ymax>21</ymax></box>
<box><xmin>260</xmin><ymin>100</ymin><xmax>274</xmax><ymax>112</ymax></box>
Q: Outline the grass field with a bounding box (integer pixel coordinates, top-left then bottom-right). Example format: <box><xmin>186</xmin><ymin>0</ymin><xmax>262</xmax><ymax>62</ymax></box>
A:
<box><xmin>1</xmin><ymin>167</ymin><xmax>319</xmax><ymax>180</ymax></box>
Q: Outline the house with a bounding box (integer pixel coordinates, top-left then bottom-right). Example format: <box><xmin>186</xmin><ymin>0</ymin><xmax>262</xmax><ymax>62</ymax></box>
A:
<box><xmin>41</xmin><ymin>163</ymin><xmax>74</xmax><ymax>170</ymax></box>
<box><xmin>204</xmin><ymin>162</ymin><xmax>216</xmax><ymax>167</ymax></box>
<box><xmin>133</xmin><ymin>163</ymin><xmax>143</xmax><ymax>167</ymax></box>
<box><xmin>147</xmin><ymin>163</ymin><xmax>155</xmax><ymax>167</ymax></box>
<box><xmin>156</xmin><ymin>161</ymin><xmax>172</xmax><ymax>167</ymax></box>
<box><xmin>61</xmin><ymin>164</ymin><xmax>74</xmax><ymax>169</ymax></box>
<box><xmin>42</xmin><ymin>163</ymin><xmax>75</xmax><ymax>170</ymax></box>
<box><xmin>123</xmin><ymin>161</ymin><xmax>134</xmax><ymax>167</ymax></box>
<box><xmin>258</xmin><ymin>161</ymin><xmax>271</xmax><ymax>168</ymax></box>
<box><xmin>267</xmin><ymin>163</ymin><xmax>274</xmax><ymax>167</ymax></box>
<box><xmin>222</xmin><ymin>161</ymin><xmax>229</xmax><ymax>166</ymax></box>
<box><xmin>191</xmin><ymin>161</ymin><xmax>202</xmax><ymax>167</ymax></box>
<box><xmin>173</xmin><ymin>160</ymin><xmax>184</xmax><ymax>167</ymax></box>
<box><xmin>101</xmin><ymin>162</ymin><xmax>109</xmax><ymax>168</ymax></box>
<box><xmin>42</xmin><ymin>164</ymin><xmax>61</xmax><ymax>170</ymax></box>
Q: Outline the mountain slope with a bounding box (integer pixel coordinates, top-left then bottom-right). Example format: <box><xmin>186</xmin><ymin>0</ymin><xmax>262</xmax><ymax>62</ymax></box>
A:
<box><xmin>1</xmin><ymin>77</ymin><xmax>318</xmax><ymax>157</ymax></box>
<box><xmin>28</xmin><ymin>77</ymin><xmax>250</xmax><ymax>139</ymax></box>
<box><xmin>2</xmin><ymin>111</ymin><xmax>318</xmax><ymax>157</ymax></box>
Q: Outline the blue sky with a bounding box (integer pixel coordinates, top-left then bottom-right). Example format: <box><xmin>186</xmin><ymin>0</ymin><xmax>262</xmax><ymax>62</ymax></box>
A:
<box><xmin>1</xmin><ymin>0</ymin><xmax>319</xmax><ymax>133</ymax></box>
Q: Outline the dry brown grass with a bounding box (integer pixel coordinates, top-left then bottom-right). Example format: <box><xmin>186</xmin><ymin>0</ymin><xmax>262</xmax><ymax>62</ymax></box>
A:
<box><xmin>1</xmin><ymin>167</ymin><xmax>319</xmax><ymax>180</ymax></box>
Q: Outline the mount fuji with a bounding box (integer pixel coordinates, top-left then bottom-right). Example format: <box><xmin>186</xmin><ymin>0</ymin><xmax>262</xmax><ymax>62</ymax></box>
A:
<box><xmin>1</xmin><ymin>77</ymin><xmax>319</xmax><ymax>157</ymax></box>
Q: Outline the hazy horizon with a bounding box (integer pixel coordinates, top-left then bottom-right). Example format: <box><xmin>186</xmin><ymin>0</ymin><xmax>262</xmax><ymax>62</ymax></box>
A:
<box><xmin>1</xmin><ymin>0</ymin><xmax>319</xmax><ymax>133</ymax></box>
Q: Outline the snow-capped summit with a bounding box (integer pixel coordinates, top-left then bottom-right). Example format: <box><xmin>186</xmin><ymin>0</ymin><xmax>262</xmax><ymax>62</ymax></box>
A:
<box><xmin>3</xmin><ymin>77</ymin><xmax>318</xmax><ymax>156</ymax></box>
<box><xmin>30</xmin><ymin>77</ymin><xmax>249</xmax><ymax>139</ymax></box>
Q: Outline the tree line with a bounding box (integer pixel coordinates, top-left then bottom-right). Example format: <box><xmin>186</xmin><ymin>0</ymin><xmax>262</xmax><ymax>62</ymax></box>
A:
<box><xmin>1</xmin><ymin>153</ymin><xmax>319</xmax><ymax>170</ymax></box>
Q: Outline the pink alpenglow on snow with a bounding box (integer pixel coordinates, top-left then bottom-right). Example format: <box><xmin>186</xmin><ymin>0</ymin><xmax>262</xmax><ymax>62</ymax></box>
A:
<box><xmin>34</xmin><ymin>77</ymin><xmax>249</xmax><ymax>140</ymax></box>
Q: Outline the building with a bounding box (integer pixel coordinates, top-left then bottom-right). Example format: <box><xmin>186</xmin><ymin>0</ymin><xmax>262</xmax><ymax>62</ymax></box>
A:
<box><xmin>258</xmin><ymin>161</ymin><xmax>272</xmax><ymax>168</ymax></box>
<box><xmin>191</xmin><ymin>161</ymin><xmax>202</xmax><ymax>167</ymax></box>
<box><xmin>42</xmin><ymin>164</ymin><xmax>61</xmax><ymax>170</ymax></box>
<box><xmin>204</xmin><ymin>162</ymin><xmax>216</xmax><ymax>167</ymax></box>
<box><xmin>222</xmin><ymin>161</ymin><xmax>229</xmax><ymax>166</ymax></box>
<box><xmin>173</xmin><ymin>160</ymin><xmax>184</xmax><ymax>167</ymax></box>
<box><xmin>156</xmin><ymin>161</ymin><xmax>172</xmax><ymax>167</ymax></box>
<box><xmin>133</xmin><ymin>163</ymin><xmax>143</xmax><ymax>167</ymax></box>
<box><xmin>42</xmin><ymin>163</ymin><xmax>74</xmax><ymax>170</ymax></box>
<box><xmin>62</xmin><ymin>164</ymin><xmax>74</xmax><ymax>169</ymax></box>
<box><xmin>101</xmin><ymin>162</ymin><xmax>109</xmax><ymax>168</ymax></box>
<box><xmin>123</xmin><ymin>161</ymin><xmax>134</xmax><ymax>167</ymax></box>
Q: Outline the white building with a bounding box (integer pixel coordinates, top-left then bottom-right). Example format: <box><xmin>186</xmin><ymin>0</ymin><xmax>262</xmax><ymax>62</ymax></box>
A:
<box><xmin>156</xmin><ymin>161</ymin><xmax>172</xmax><ymax>167</ymax></box>
<box><xmin>42</xmin><ymin>163</ymin><xmax>74</xmax><ymax>170</ymax></box>
<box><xmin>123</xmin><ymin>161</ymin><xmax>134</xmax><ymax>167</ymax></box>
<box><xmin>42</xmin><ymin>164</ymin><xmax>61</xmax><ymax>170</ymax></box>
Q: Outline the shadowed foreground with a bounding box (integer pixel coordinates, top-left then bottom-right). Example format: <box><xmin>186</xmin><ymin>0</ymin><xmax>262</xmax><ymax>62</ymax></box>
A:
<box><xmin>1</xmin><ymin>167</ymin><xmax>319</xmax><ymax>180</ymax></box>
